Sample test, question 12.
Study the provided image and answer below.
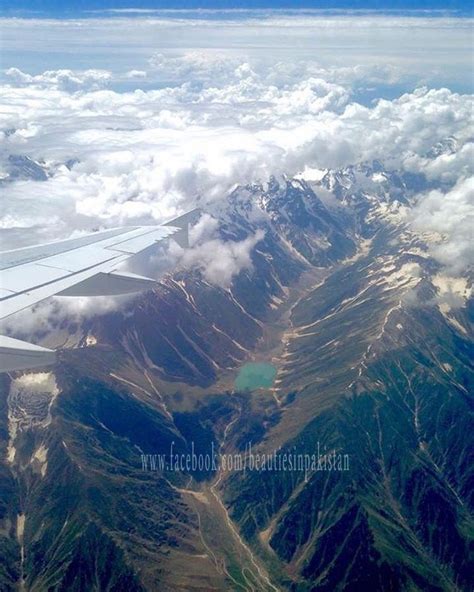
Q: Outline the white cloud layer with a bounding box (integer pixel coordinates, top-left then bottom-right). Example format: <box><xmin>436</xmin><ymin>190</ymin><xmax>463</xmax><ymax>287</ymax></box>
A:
<box><xmin>1</xmin><ymin>13</ymin><xmax>471</xmax><ymax>90</ymax></box>
<box><xmin>1</xmin><ymin>66</ymin><xmax>471</xmax><ymax>238</ymax></box>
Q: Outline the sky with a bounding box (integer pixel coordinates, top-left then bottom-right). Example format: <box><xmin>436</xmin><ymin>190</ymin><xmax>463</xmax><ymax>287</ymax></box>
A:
<box><xmin>0</xmin><ymin>1</ymin><xmax>472</xmax><ymax>15</ymax></box>
<box><xmin>0</xmin><ymin>6</ymin><xmax>473</xmax><ymax>330</ymax></box>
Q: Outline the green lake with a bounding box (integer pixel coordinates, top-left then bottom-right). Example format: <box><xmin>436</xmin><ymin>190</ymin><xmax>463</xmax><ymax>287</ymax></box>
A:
<box><xmin>234</xmin><ymin>362</ymin><xmax>277</xmax><ymax>391</ymax></box>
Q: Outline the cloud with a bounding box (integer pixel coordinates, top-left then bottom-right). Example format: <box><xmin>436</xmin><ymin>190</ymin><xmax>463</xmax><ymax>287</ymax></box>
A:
<box><xmin>4</xmin><ymin>67</ymin><xmax>112</xmax><ymax>91</ymax></box>
<box><xmin>409</xmin><ymin>176</ymin><xmax>474</xmax><ymax>275</ymax></box>
<box><xmin>403</xmin><ymin>141</ymin><xmax>474</xmax><ymax>183</ymax></box>
<box><xmin>1</xmin><ymin>67</ymin><xmax>471</xmax><ymax>246</ymax></box>
<box><xmin>0</xmin><ymin>292</ymin><xmax>132</xmax><ymax>343</ymax></box>
<box><xmin>179</xmin><ymin>228</ymin><xmax>265</xmax><ymax>288</ymax></box>
<box><xmin>148</xmin><ymin>51</ymin><xmax>242</xmax><ymax>84</ymax></box>
<box><xmin>124</xmin><ymin>70</ymin><xmax>147</xmax><ymax>80</ymax></box>
<box><xmin>10</xmin><ymin>371</ymin><xmax>58</xmax><ymax>396</ymax></box>
<box><xmin>1</xmin><ymin>14</ymin><xmax>471</xmax><ymax>94</ymax></box>
<box><xmin>165</xmin><ymin>213</ymin><xmax>265</xmax><ymax>288</ymax></box>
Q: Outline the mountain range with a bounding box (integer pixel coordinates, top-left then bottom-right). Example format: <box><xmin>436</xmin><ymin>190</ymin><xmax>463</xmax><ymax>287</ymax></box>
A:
<box><xmin>0</xmin><ymin>144</ymin><xmax>472</xmax><ymax>591</ymax></box>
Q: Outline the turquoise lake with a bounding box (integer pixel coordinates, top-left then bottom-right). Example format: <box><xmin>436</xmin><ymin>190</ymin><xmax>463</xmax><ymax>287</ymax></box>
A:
<box><xmin>234</xmin><ymin>362</ymin><xmax>277</xmax><ymax>391</ymax></box>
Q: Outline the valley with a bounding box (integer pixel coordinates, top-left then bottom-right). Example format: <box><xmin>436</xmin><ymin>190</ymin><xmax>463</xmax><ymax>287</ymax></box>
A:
<box><xmin>0</xmin><ymin>164</ymin><xmax>472</xmax><ymax>591</ymax></box>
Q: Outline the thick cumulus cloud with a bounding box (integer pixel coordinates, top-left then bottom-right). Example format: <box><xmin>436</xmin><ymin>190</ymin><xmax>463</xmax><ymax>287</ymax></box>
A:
<box><xmin>0</xmin><ymin>59</ymin><xmax>354</xmax><ymax>242</ymax></box>
<box><xmin>404</xmin><ymin>141</ymin><xmax>474</xmax><ymax>184</ymax></box>
<box><xmin>409</xmin><ymin>177</ymin><xmax>474</xmax><ymax>276</ymax></box>
<box><xmin>1</xmin><ymin>63</ymin><xmax>471</xmax><ymax>240</ymax></box>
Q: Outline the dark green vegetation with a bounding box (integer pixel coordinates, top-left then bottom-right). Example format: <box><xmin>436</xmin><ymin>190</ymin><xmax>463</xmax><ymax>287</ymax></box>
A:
<box><xmin>0</xmin><ymin>165</ymin><xmax>472</xmax><ymax>591</ymax></box>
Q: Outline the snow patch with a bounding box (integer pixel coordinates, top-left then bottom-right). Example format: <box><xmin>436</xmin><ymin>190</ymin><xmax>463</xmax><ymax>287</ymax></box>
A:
<box><xmin>384</xmin><ymin>262</ymin><xmax>421</xmax><ymax>288</ymax></box>
<box><xmin>17</xmin><ymin>514</ymin><xmax>25</xmax><ymax>539</ymax></box>
<box><xmin>32</xmin><ymin>443</ymin><xmax>48</xmax><ymax>477</ymax></box>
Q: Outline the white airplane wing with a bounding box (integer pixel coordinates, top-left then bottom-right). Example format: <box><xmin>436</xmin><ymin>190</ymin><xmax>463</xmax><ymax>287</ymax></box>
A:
<box><xmin>0</xmin><ymin>209</ymin><xmax>199</xmax><ymax>372</ymax></box>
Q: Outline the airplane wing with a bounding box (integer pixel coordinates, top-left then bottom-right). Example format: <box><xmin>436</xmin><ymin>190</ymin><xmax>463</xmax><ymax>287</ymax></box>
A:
<box><xmin>0</xmin><ymin>209</ymin><xmax>199</xmax><ymax>372</ymax></box>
